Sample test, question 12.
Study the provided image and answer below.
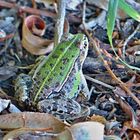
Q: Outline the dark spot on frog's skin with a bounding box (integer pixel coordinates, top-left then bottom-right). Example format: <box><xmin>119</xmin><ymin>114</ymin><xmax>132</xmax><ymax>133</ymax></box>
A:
<box><xmin>62</xmin><ymin>58</ymin><xmax>69</xmax><ymax>64</ymax></box>
<box><xmin>77</xmin><ymin>62</ymin><xmax>81</xmax><ymax>70</ymax></box>
<box><xmin>84</xmin><ymin>41</ymin><xmax>87</xmax><ymax>48</ymax></box>
<box><xmin>84</xmin><ymin>35</ymin><xmax>87</xmax><ymax>40</ymax></box>
<box><xmin>20</xmin><ymin>74</ymin><xmax>26</xmax><ymax>79</ymax></box>
<box><xmin>59</xmin><ymin>47</ymin><xmax>65</xmax><ymax>52</ymax></box>
<box><xmin>68</xmin><ymin>47</ymin><xmax>72</xmax><ymax>51</ymax></box>
<box><xmin>44</xmin><ymin>86</ymin><xmax>50</xmax><ymax>91</ymax></box>
<box><xmin>41</xmin><ymin>64</ymin><xmax>46</xmax><ymax>69</ymax></box>
<box><xmin>53</xmin><ymin>73</ymin><xmax>57</xmax><ymax>77</ymax></box>
<box><xmin>32</xmin><ymin>78</ymin><xmax>36</xmax><ymax>83</ymax></box>
<box><xmin>71</xmin><ymin>54</ymin><xmax>75</xmax><ymax>58</ymax></box>
<box><xmin>36</xmin><ymin>85</ymin><xmax>40</xmax><ymax>88</ymax></box>
<box><xmin>47</xmin><ymin>106</ymin><xmax>51</xmax><ymax>110</ymax></box>
<box><xmin>45</xmin><ymin>70</ymin><xmax>49</xmax><ymax>74</ymax></box>
<box><xmin>60</xmin><ymin>66</ymin><xmax>65</xmax><ymax>70</ymax></box>
<box><xmin>36</xmin><ymin>72</ymin><xmax>41</xmax><ymax>76</ymax></box>
<box><xmin>52</xmin><ymin>105</ymin><xmax>57</xmax><ymax>111</ymax></box>
<box><xmin>81</xmin><ymin>84</ymin><xmax>85</xmax><ymax>89</ymax></box>
<box><xmin>35</xmin><ymin>78</ymin><xmax>42</xmax><ymax>83</ymax></box>
<box><xmin>52</xmin><ymin>54</ymin><xmax>59</xmax><ymax>59</ymax></box>
<box><xmin>78</xmin><ymin>86</ymin><xmax>80</xmax><ymax>90</ymax></box>
<box><xmin>74</xmin><ymin>76</ymin><xmax>78</xmax><ymax>81</ymax></box>
<box><xmin>58</xmin><ymin>110</ymin><xmax>63</xmax><ymax>113</ymax></box>
<box><xmin>54</xmin><ymin>82</ymin><xmax>60</xmax><ymax>88</ymax></box>
<box><xmin>48</xmin><ymin>78</ymin><xmax>52</xmax><ymax>82</ymax></box>
<box><xmin>64</xmin><ymin>85</ymin><xmax>69</xmax><ymax>90</ymax></box>
<box><xmin>71</xmin><ymin>78</ymin><xmax>74</xmax><ymax>82</ymax></box>
<box><xmin>16</xmin><ymin>86</ymin><xmax>20</xmax><ymax>91</ymax></box>
<box><xmin>60</xmin><ymin>72</ymin><xmax>63</xmax><ymax>76</ymax></box>
<box><xmin>42</xmin><ymin>77</ymin><xmax>46</xmax><ymax>81</ymax></box>
<box><xmin>50</xmin><ymin>63</ymin><xmax>54</xmax><ymax>68</ymax></box>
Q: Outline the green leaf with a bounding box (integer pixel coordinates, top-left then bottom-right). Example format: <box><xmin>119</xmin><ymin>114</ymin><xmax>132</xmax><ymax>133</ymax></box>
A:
<box><xmin>107</xmin><ymin>0</ymin><xmax>119</xmax><ymax>46</ymax></box>
<box><xmin>107</xmin><ymin>0</ymin><xmax>140</xmax><ymax>71</ymax></box>
<box><xmin>119</xmin><ymin>0</ymin><xmax>140</xmax><ymax>22</ymax></box>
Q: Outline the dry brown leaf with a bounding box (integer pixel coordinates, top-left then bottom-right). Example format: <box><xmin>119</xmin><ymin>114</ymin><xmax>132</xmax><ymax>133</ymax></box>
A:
<box><xmin>0</xmin><ymin>112</ymin><xmax>65</xmax><ymax>131</ymax></box>
<box><xmin>22</xmin><ymin>15</ymin><xmax>53</xmax><ymax>55</ymax></box>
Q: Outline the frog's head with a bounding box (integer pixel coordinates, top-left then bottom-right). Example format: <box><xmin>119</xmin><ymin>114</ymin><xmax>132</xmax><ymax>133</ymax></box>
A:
<box><xmin>75</xmin><ymin>34</ymin><xmax>88</xmax><ymax>65</ymax></box>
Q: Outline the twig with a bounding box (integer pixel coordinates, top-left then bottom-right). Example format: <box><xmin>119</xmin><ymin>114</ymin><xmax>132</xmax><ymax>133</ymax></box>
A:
<box><xmin>82</xmin><ymin>1</ymin><xmax>86</xmax><ymax>24</ymax></box>
<box><xmin>54</xmin><ymin>0</ymin><xmax>66</xmax><ymax>47</ymax></box>
<box><xmin>122</xmin><ymin>23</ymin><xmax>140</xmax><ymax>59</ymax></box>
<box><xmin>0</xmin><ymin>0</ymin><xmax>56</xmax><ymax>18</ymax></box>
<box><xmin>85</xmin><ymin>75</ymin><xmax>114</xmax><ymax>90</ymax></box>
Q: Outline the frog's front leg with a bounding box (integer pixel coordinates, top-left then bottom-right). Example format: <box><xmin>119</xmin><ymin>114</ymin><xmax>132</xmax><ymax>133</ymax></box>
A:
<box><xmin>14</xmin><ymin>73</ymin><xmax>32</xmax><ymax>103</ymax></box>
<box><xmin>29</xmin><ymin>55</ymin><xmax>47</xmax><ymax>78</ymax></box>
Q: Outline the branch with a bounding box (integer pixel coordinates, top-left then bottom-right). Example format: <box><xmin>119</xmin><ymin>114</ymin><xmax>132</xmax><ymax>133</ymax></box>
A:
<box><xmin>54</xmin><ymin>0</ymin><xmax>66</xmax><ymax>47</ymax></box>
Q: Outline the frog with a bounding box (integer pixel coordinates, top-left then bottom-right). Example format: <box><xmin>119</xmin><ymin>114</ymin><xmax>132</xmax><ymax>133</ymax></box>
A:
<box><xmin>14</xmin><ymin>33</ymin><xmax>90</xmax><ymax>120</ymax></box>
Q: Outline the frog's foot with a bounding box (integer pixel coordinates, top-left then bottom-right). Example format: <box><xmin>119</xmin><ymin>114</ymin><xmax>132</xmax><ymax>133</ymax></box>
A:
<box><xmin>66</xmin><ymin>104</ymin><xmax>90</xmax><ymax>122</ymax></box>
<box><xmin>37</xmin><ymin>96</ymin><xmax>89</xmax><ymax>120</ymax></box>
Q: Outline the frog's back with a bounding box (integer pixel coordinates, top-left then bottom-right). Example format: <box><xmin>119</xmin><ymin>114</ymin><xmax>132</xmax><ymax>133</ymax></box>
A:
<box><xmin>32</xmin><ymin>35</ymin><xmax>82</xmax><ymax>101</ymax></box>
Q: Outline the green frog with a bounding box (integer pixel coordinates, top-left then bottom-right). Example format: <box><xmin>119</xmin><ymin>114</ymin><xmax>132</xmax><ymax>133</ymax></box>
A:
<box><xmin>15</xmin><ymin>33</ymin><xmax>90</xmax><ymax>119</ymax></box>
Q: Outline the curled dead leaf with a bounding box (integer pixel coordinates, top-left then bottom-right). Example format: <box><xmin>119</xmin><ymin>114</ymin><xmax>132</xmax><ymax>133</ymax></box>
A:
<box><xmin>22</xmin><ymin>15</ymin><xmax>53</xmax><ymax>55</ymax></box>
<box><xmin>63</xmin><ymin>122</ymin><xmax>104</xmax><ymax>140</ymax></box>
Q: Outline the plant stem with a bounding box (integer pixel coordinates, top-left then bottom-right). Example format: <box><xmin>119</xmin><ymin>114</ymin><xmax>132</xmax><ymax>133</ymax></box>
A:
<box><xmin>54</xmin><ymin>0</ymin><xmax>66</xmax><ymax>47</ymax></box>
